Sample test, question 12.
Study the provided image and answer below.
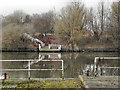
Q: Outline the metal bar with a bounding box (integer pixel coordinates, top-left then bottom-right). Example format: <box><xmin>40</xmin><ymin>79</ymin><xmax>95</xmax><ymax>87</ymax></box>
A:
<box><xmin>1</xmin><ymin>59</ymin><xmax>64</xmax><ymax>79</ymax></box>
<box><xmin>61</xmin><ymin>60</ymin><xmax>64</xmax><ymax>80</ymax></box>
<box><xmin>95</xmin><ymin>57</ymin><xmax>120</xmax><ymax>60</ymax></box>
<box><xmin>1</xmin><ymin>69</ymin><xmax>63</xmax><ymax>71</ymax></box>
<box><xmin>100</xmin><ymin>67</ymin><xmax>120</xmax><ymax>69</ymax></box>
<box><xmin>94</xmin><ymin>57</ymin><xmax>120</xmax><ymax>76</ymax></box>
<box><xmin>0</xmin><ymin>60</ymin><xmax>63</xmax><ymax>62</ymax></box>
<box><xmin>28</xmin><ymin>60</ymin><xmax>30</xmax><ymax>80</ymax></box>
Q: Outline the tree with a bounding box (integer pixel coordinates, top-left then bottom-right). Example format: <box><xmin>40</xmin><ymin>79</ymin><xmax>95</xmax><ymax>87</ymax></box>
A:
<box><xmin>33</xmin><ymin>11</ymin><xmax>55</xmax><ymax>35</ymax></box>
<box><xmin>93</xmin><ymin>2</ymin><xmax>105</xmax><ymax>41</ymax></box>
<box><xmin>54</xmin><ymin>2</ymin><xmax>87</xmax><ymax>50</ymax></box>
<box><xmin>24</xmin><ymin>15</ymin><xmax>31</xmax><ymax>23</ymax></box>
<box><xmin>2</xmin><ymin>23</ymin><xmax>35</xmax><ymax>50</ymax></box>
<box><xmin>108</xmin><ymin>2</ymin><xmax>119</xmax><ymax>47</ymax></box>
<box><xmin>87</xmin><ymin>2</ymin><xmax>110</xmax><ymax>41</ymax></box>
<box><xmin>3</xmin><ymin>10</ymin><xmax>27</xmax><ymax>26</ymax></box>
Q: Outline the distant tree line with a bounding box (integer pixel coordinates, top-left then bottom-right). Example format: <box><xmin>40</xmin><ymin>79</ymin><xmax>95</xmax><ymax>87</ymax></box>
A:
<box><xmin>1</xmin><ymin>1</ymin><xmax>119</xmax><ymax>50</ymax></box>
<box><xmin>2</xmin><ymin>10</ymin><xmax>55</xmax><ymax>50</ymax></box>
<box><xmin>54</xmin><ymin>1</ymin><xmax>119</xmax><ymax>50</ymax></box>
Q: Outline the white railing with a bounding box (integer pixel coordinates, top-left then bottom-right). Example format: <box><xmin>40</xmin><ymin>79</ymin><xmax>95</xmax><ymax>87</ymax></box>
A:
<box><xmin>24</xmin><ymin>33</ymin><xmax>45</xmax><ymax>47</ymax></box>
<box><xmin>94</xmin><ymin>57</ymin><xmax>120</xmax><ymax>76</ymax></box>
<box><xmin>48</xmin><ymin>53</ymin><xmax>61</xmax><ymax>59</ymax></box>
<box><xmin>48</xmin><ymin>44</ymin><xmax>61</xmax><ymax>50</ymax></box>
<box><xmin>0</xmin><ymin>59</ymin><xmax>64</xmax><ymax>80</ymax></box>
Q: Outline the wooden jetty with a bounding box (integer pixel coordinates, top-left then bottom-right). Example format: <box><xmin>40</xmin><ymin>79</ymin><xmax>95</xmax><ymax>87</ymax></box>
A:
<box><xmin>24</xmin><ymin>33</ymin><xmax>62</xmax><ymax>52</ymax></box>
<box><xmin>39</xmin><ymin>44</ymin><xmax>61</xmax><ymax>52</ymax></box>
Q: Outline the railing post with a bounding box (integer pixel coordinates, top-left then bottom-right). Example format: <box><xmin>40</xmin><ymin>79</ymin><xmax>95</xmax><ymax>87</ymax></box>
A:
<box><xmin>48</xmin><ymin>44</ymin><xmax>51</xmax><ymax>49</ymax></box>
<box><xmin>59</xmin><ymin>45</ymin><xmax>61</xmax><ymax>50</ymax></box>
<box><xmin>39</xmin><ymin>44</ymin><xmax>41</xmax><ymax>50</ymax></box>
<box><xmin>28</xmin><ymin>60</ymin><xmax>30</xmax><ymax>80</ymax></box>
<box><xmin>61</xmin><ymin>60</ymin><xmax>64</xmax><ymax>80</ymax></box>
<box><xmin>94</xmin><ymin>57</ymin><xmax>98</xmax><ymax>77</ymax></box>
<box><xmin>100</xmin><ymin>58</ymin><xmax>104</xmax><ymax>76</ymax></box>
<box><xmin>39</xmin><ymin>54</ymin><xmax>41</xmax><ymax>60</ymax></box>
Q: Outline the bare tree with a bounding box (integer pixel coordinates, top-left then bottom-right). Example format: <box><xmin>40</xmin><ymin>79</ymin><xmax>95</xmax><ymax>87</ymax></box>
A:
<box><xmin>4</xmin><ymin>10</ymin><xmax>27</xmax><ymax>25</ymax></box>
<box><xmin>33</xmin><ymin>11</ymin><xmax>55</xmax><ymax>36</ymax></box>
<box><xmin>54</xmin><ymin>2</ymin><xmax>87</xmax><ymax>50</ymax></box>
<box><xmin>87</xmin><ymin>2</ymin><xmax>106</xmax><ymax>41</ymax></box>
<box><xmin>108</xmin><ymin>2</ymin><xmax>119</xmax><ymax>47</ymax></box>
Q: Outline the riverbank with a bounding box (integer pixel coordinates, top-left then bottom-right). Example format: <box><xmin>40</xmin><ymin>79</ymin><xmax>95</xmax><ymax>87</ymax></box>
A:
<box><xmin>0</xmin><ymin>78</ymin><xmax>83</xmax><ymax>89</ymax></box>
<box><xmin>0</xmin><ymin>48</ymin><xmax>119</xmax><ymax>52</ymax></box>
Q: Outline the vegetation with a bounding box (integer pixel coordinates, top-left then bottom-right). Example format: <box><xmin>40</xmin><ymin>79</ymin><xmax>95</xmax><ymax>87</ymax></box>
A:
<box><xmin>1</xmin><ymin>1</ymin><xmax>119</xmax><ymax>51</ymax></box>
<box><xmin>54</xmin><ymin>1</ymin><xmax>119</xmax><ymax>50</ymax></box>
<box><xmin>1</xmin><ymin>79</ymin><xmax>83</xmax><ymax>88</ymax></box>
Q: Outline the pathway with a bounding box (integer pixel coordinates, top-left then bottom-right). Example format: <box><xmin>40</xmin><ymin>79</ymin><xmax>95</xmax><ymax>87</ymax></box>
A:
<box><xmin>79</xmin><ymin>75</ymin><xmax>119</xmax><ymax>88</ymax></box>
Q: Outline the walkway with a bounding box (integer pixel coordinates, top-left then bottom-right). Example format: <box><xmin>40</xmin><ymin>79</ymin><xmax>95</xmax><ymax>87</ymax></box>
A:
<box><xmin>79</xmin><ymin>75</ymin><xmax>119</xmax><ymax>88</ymax></box>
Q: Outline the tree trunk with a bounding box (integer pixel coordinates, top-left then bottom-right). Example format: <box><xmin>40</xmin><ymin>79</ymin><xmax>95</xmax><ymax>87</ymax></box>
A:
<box><xmin>71</xmin><ymin>41</ymin><xmax>74</xmax><ymax>51</ymax></box>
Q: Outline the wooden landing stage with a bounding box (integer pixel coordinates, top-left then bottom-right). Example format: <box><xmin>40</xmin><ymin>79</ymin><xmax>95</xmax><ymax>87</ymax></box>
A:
<box><xmin>79</xmin><ymin>75</ymin><xmax>119</xmax><ymax>88</ymax></box>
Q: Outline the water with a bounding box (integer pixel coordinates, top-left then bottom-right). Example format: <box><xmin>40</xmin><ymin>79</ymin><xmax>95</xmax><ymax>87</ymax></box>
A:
<box><xmin>1</xmin><ymin>52</ymin><xmax>119</xmax><ymax>79</ymax></box>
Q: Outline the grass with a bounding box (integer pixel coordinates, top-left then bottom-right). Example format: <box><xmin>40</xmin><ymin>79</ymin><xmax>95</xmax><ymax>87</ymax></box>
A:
<box><xmin>1</xmin><ymin>79</ymin><xmax>84</xmax><ymax>88</ymax></box>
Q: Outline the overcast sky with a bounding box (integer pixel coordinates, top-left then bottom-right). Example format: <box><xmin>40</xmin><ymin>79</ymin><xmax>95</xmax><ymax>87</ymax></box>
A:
<box><xmin>0</xmin><ymin>0</ymin><xmax>117</xmax><ymax>16</ymax></box>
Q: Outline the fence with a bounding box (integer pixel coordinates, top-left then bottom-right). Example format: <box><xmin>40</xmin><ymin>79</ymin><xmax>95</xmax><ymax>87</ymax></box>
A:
<box><xmin>0</xmin><ymin>59</ymin><xmax>64</xmax><ymax>80</ymax></box>
<box><xmin>94</xmin><ymin>57</ymin><xmax>120</xmax><ymax>76</ymax></box>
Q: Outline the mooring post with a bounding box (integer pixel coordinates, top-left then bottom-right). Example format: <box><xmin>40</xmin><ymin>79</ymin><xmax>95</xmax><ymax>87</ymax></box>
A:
<box><xmin>2</xmin><ymin>73</ymin><xmax>7</xmax><ymax>84</ymax></box>
<box><xmin>28</xmin><ymin>60</ymin><xmax>30</xmax><ymax>80</ymax></box>
<box><xmin>4</xmin><ymin>73</ymin><xmax>7</xmax><ymax>80</ymax></box>
<box><xmin>61</xmin><ymin>60</ymin><xmax>64</xmax><ymax>80</ymax></box>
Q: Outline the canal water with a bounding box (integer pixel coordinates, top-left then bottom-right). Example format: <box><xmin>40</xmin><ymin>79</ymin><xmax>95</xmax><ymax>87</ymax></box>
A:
<box><xmin>1</xmin><ymin>52</ymin><xmax>119</xmax><ymax>79</ymax></box>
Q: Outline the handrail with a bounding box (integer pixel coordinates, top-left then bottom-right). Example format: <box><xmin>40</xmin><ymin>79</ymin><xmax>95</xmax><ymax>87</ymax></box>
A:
<box><xmin>94</xmin><ymin>57</ymin><xmax>120</xmax><ymax>76</ymax></box>
<box><xmin>1</xmin><ymin>59</ymin><xmax>64</xmax><ymax>80</ymax></box>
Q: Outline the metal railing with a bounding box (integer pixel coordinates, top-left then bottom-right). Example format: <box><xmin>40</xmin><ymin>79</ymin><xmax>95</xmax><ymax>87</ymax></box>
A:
<box><xmin>94</xmin><ymin>57</ymin><xmax>120</xmax><ymax>76</ymax></box>
<box><xmin>48</xmin><ymin>44</ymin><xmax>61</xmax><ymax>50</ymax></box>
<box><xmin>0</xmin><ymin>59</ymin><xmax>64</xmax><ymax>80</ymax></box>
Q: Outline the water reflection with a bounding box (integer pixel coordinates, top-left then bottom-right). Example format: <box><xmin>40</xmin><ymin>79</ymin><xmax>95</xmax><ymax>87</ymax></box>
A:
<box><xmin>1</xmin><ymin>52</ymin><xmax>119</xmax><ymax>79</ymax></box>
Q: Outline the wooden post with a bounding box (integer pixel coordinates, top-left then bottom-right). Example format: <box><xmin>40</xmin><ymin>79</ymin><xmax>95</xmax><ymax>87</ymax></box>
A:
<box><xmin>4</xmin><ymin>73</ymin><xmax>7</xmax><ymax>80</ymax></box>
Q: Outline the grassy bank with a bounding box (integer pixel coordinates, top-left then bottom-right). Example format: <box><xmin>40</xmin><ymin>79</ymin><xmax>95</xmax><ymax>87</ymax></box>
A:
<box><xmin>1</xmin><ymin>79</ymin><xmax>84</xmax><ymax>89</ymax></box>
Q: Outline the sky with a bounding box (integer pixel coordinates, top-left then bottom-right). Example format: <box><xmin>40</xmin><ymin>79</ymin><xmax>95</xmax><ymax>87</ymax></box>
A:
<box><xmin>0</xmin><ymin>0</ymin><xmax>118</xmax><ymax>16</ymax></box>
